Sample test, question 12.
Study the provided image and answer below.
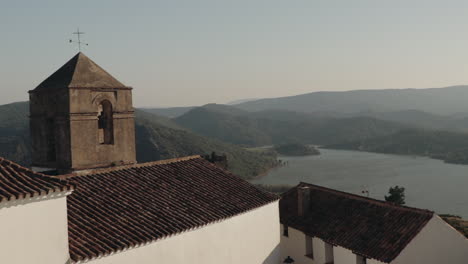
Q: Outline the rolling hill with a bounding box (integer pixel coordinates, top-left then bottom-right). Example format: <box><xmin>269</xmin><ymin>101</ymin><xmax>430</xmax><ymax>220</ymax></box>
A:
<box><xmin>141</xmin><ymin>106</ymin><xmax>195</xmax><ymax>118</ymax></box>
<box><xmin>174</xmin><ymin>104</ymin><xmax>406</xmax><ymax>147</ymax></box>
<box><xmin>234</xmin><ymin>85</ymin><xmax>468</xmax><ymax>116</ymax></box>
<box><xmin>146</xmin><ymin>86</ymin><xmax>468</xmax><ymax>134</ymax></box>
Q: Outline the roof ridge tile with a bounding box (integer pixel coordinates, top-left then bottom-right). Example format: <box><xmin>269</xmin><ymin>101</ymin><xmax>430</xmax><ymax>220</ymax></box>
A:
<box><xmin>61</xmin><ymin>155</ymin><xmax>202</xmax><ymax>179</ymax></box>
<box><xmin>298</xmin><ymin>182</ymin><xmax>433</xmax><ymax>215</ymax></box>
<box><xmin>281</xmin><ymin>183</ymin><xmax>434</xmax><ymax>262</ymax></box>
<box><xmin>0</xmin><ymin>157</ymin><xmax>73</xmax><ymax>202</ymax></box>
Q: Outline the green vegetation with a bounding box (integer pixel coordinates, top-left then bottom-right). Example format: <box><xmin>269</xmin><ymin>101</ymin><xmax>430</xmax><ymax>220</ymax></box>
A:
<box><xmin>274</xmin><ymin>143</ymin><xmax>320</xmax><ymax>156</ymax></box>
<box><xmin>384</xmin><ymin>186</ymin><xmax>406</xmax><ymax>205</ymax></box>
<box><xmin>327</xmin><ymin>129</ymin><xmax>468</xmax><ymax>165</ymax></box>
<box><xmin>0</xmin><ymin>102</ymin><xmax>278</xmax><ymax>179</ymax></box>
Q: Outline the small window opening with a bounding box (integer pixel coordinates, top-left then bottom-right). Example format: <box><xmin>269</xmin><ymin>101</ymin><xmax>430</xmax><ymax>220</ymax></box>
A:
<box><xmin>305</xmin><ymin>235</ymin><xmax>314</xmax><ymax>259</ymax></box>
<box><xmin>325</xmin><ymin>242</ymin><xmax>334</xmax><ymax>264</ymax></box>
<box><xmin>46</xmin><ymin>118</ymin><xmax>56</xmax><ymax>162</ymax></box>
<box><xmin>283</xmin><ymin>225</ymin><xmax>289</xmax><ymax>237</ymax></box>
<box><xmin>98</xmin><ymin>100</ymin><xmax>114</xmax><ymax>144</ymax></box>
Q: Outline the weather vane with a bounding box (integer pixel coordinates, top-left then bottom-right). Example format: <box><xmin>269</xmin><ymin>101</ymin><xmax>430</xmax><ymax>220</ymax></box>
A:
<box><xmin>69</xmin><ymin>28</ymin><xmax>89</xmax><ymax>52</ymax></box>
<box><xmin>361</xmin><ymin>185</ymin><xmax>370</xmax><ymax>197</ymax></box>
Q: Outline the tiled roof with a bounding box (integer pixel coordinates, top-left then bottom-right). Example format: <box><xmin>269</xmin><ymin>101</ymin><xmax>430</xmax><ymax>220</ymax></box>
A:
<box><xmin>0</xmin><ymin>157</ymin><xmax>72</xmax><ymax>202</ymax></box>
<box><xmin>65</xmin><ymin>156</ymin><xmax>278</xmax><ymax>262</ymax></box>
<box><xmin>32</xmin><ymin>52</ymin><xmax>128</xmax><ymax>91</ymax></box>
<box><xmin>280</xmin><ymin>182</ymin><xmax>434</xmax><ymax>263</ymax></box>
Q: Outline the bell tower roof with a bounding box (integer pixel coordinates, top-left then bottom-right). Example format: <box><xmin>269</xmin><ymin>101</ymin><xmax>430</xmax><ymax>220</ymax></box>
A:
<box><xmin>33</xmin><ymin>52</ymin><xmax>129</xmax><ymax>91</ymax></box>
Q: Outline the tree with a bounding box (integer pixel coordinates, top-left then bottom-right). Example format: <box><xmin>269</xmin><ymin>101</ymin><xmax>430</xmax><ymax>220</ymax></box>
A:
<box><xmin>385</xmin><ymin>186</ymin><xmax>406</xmax><ymax>205</ymax></box>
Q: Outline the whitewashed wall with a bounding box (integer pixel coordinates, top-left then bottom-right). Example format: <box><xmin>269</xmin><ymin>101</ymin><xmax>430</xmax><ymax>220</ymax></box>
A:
<box><xmin>368</xmin><ymin>258</ymin><xmax>386</xmax><ymax>264</ymax></box>
<box><xmin>280</xmin><ymin>226</ymin><xmax>309</xmax><ymax>264</ymax></box>
<box><xmin>280</xmin><ymin>215</ymin><xmax>468</xmax><ymax>264</ymax></box>
<box><xmin>334</xmin><ymin>246</ymin><xmax>355</xmax><ymax>264</ymax></box>
<box><xmin>85</xmin><ymin>201</ymin><xmax>280</xmax><ymax>264</ymax></box>
<box><xmin>0</xmin><ymin>193</ymin><xmax>70</xmax><ymax>264</ymax></box>
<box><xmin>281</xmin><ymin>226</ymin><xmax>386</xmax><ymax>264</ymax></box>
<box><xmin>392</xmin><ymin>215</ymin><xmax>468</xmax><ymax>264</ymax></box>
<box><xmin>313</xmin><ymin>237</ymin><xmax>327</xmax><ymax>264</ymax></box>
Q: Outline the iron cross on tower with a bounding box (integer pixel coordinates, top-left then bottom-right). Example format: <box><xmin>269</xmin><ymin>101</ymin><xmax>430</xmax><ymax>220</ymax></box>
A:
<box><xmin>69</xmin><ymin>28</ymin><xmax>89</xmax><ymax>52</ymax></box>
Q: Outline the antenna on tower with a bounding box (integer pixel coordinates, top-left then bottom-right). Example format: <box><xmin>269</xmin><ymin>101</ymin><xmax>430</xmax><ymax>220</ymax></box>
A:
<box><xmin>69</xmin><ymin>28</ymin><xmax>89</xmax><ymax>52</ymax></box>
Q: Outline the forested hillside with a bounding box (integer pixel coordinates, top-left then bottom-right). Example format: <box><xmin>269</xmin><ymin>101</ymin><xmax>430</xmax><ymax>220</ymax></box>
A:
<box><xmin>173</xmin><ymin>102</ymin><xmax>468</xmax><ymax>166</ymax></box>
<box><xmin>175</xmin><ymin>104</ymin><xmax>405</xmax><ymax>147</ymax></box>
<box><xmin>135</xmin><ymin>110</ymin><xmax>278</xmax><ymax>178</ymax></box>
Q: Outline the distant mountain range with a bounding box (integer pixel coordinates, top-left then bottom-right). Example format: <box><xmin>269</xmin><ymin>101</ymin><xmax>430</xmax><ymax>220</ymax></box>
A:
<box><xmin>4</xmin><ymin>85</ymin><xmax>468</xmax><ymax>178</ymax></box>
<box><xmin>146</xmin><ymin>86</ymin><xmax>468</xmax><ymax>132</ymax></box>
<box><xmin>234</xmin><ymin>85</ymin><xmax>468</xmax><ymax>116</ymax></box>
<box><xmin>141</xmin><ymin>106</ymin><xmax>195</xmax><ymax>118</ymax></box>
<box><xmin>139</xmin><ymin>84</ymin><xmax>468</xmax><ymax>165</ymax></box>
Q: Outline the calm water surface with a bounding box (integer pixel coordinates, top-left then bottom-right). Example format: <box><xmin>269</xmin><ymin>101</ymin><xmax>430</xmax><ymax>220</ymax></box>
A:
<box><xmin>251</xmin><ymin>148</ymin><xmax>468</xmax><ymax>218</ymax></box>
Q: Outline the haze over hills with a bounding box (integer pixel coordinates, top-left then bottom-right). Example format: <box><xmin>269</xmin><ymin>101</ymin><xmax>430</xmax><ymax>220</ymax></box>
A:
<box><xmin>234</xmin><ymin>85</ymin><xmax>468</xmax><ymax>115</ymax></box>
<box><xmin>142</xmin><ymin>106</ymin><xmax>196</xmax><ymax>118</ymax></box>
<box><xmin>174</xmin><ymin>104</ymin><xmax>406</xmax><ymax>147</ymax></box>
<box><xmin>5</xmin><ymin>85</ymin><xmax>468</xmax><ymax>178</ymax></box>
<box><xmin>171</xmin><ymin>102</ymin><xmax>468</xmax><ymax>166</ymax></box>
<box><xmin>0</xmin><ymin>102</ymin><xmax>276</xmax><ymax>179</ymax></box>
<box><xmin>144</xmin><ymin>86</ymin><xmax>468</xmax><ymax>132</ymax></box>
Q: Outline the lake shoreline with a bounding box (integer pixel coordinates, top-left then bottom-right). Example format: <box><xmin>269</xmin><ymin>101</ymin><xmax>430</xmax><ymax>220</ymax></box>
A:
<box><xmin>251</xmin><ymin>148</ymin><xmax>468</xmax><ymax>218</ymax></box>
<box><xmin>324</xmin><ymin>147</ymin><xmax>468</xmax><ymax>167</ymax></box>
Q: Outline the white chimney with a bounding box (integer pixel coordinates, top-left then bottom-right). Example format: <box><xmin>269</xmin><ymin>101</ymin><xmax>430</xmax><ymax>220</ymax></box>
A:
<box><xmin>297</xmin><ymin>186</ymin><xmax>311</xmax><ymax>217</ymax></box>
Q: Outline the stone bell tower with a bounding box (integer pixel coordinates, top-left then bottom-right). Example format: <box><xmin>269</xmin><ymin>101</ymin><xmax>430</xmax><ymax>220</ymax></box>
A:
<box><xmin>29</xmin><ymin>52</ymin><xmax>136</xmax><ymax>173</ymax></box>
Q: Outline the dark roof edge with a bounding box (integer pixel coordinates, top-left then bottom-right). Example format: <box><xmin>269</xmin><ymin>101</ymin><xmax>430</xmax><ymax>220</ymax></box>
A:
<box><xmin>294</xmin><ymin>182</ymin><xmax>434</xmax><ymax>215</ymax></box>
<box><xmin>0</xmin><ymin>157</ymin><xmax>75</xmax><ymax>202</ymax></box>
<box><xmin>60</xmin><ymin>155</ymin><xmax>202</xmax><ymax>179</ymax></box>
<box><xmin>29</xmin><ymin>86</ymin><xmax>133</xmax><ymax>94</ymax></box>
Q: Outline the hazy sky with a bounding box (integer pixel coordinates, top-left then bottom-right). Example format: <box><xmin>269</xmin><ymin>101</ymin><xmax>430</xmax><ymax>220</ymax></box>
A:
<box><xmin>3</xmin><ymin>1</ymin><xmax>468</xmax><ymax>107</ymax></box>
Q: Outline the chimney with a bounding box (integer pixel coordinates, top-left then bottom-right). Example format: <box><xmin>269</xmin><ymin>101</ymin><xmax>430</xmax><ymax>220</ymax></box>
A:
<box><xmin>203</xmin><ymin>152</ymin><xmax>228</xmax><ymax>170</ymax></box>
<box><xmin>297</xmin><ymin>186</ymin><xmax>311</xmax><ymax>217</ymax></box>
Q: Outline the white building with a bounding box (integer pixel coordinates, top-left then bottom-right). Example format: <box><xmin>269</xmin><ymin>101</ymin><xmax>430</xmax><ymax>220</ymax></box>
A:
<box><xmin>64</xmin><ymin>156</ymin><xmax>280</xmax><ymax>264</ymax></box>
<box><xmin>279</xmin><ymin>183</ymin><xmax>468</xmax><ymax>264</ymax></box>
<box><xmin>0</xmin><ymin>158</ymin><xmax>73</xmax><ymax>264</ymax></box>
<box><xmin>0</xmin><ymin>155</ymin><xmax>281</xmax><ymax>264</ymax></box>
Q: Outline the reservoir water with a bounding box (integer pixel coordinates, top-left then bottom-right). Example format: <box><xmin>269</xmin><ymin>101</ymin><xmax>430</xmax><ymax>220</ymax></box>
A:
<box><xmin>251</xmin><ymin>148</ymin><xmax>468</xmax><ymax>218</ymax></box>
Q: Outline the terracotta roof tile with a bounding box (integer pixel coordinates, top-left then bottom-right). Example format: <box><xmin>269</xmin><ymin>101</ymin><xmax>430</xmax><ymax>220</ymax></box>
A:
<box><xmin>280</xmin><ymin>182</ymin><xmax>433</xmax><ymax>263</ymax></box>
<box><xmin>66</xmin><ymin>156</ymin><xmax>278</xmax><ymax>262</ymax></box>
<box><xmin>0</xmin><ymin>157</ymin><xmax>73</xmax><ymax>202</ymax></box>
